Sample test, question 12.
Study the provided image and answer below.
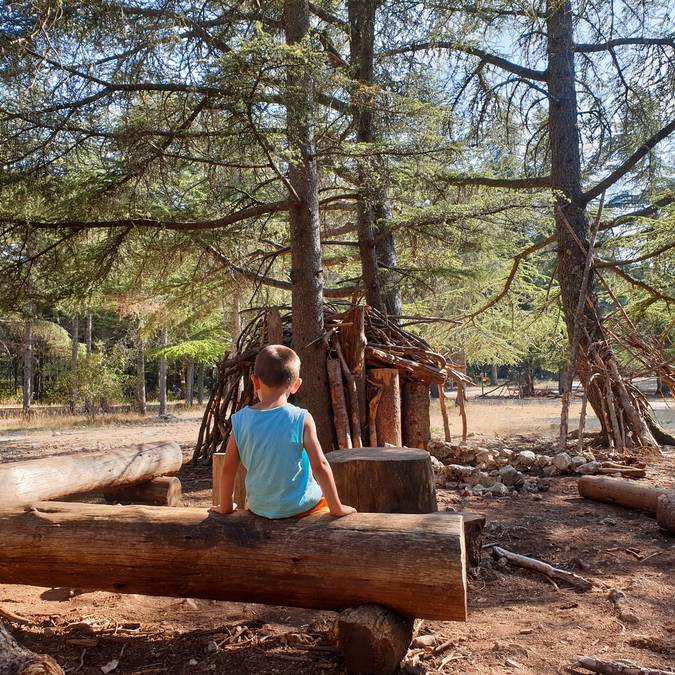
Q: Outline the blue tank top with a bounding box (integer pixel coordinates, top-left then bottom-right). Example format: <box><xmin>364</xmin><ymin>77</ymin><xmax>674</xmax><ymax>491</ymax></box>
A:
<box><xmin>231</xmin><ymin>403</ymin><xmax>323</xmax><ymax>518</ymax></box>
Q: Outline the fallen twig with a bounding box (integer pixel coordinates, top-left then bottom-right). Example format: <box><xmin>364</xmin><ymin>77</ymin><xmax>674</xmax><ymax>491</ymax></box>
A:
<box><xmin>573</xmin><ymin>655</ymin><xmax>674</xmax><ymax>674</ymax></box>
<box><xmin>492</xmin><ymin>546</ymin><xmax>592</xmax><ymax>591</ymax></box>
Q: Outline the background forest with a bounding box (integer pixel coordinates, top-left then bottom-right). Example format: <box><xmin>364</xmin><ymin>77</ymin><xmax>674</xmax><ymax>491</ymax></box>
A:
<box><xmin>0</xmin><ymin>0</ymin><xmax>672</xmax><ymax>443</ymax></box>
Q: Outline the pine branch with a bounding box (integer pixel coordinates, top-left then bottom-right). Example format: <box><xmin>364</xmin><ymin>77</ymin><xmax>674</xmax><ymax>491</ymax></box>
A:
<box><xmin>575</xmin><ymin>37</ymin><xmax>675</xmax><ymax>52</ymax></box>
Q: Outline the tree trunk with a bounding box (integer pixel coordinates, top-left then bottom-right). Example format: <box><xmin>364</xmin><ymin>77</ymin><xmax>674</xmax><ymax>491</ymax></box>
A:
<box><xmin>546</xmin><ymin>0</ymin><xmax>658</xmax><ymax>451</ymax></box>
<box><xmin>136</xmin><ymin>336</ymin><xmax>146</xmax><ymax>415</ymax></box>
<box><xmin>284</xmin><ymin>0</ymin><xmax>335</xmax><ymax>452</ymax></box>
<box><xmin>22</xmin><ymin>316</ymin><xmax>32</xmax><ymax>415</ymax></box>
<box><xmin>370</xmin><ymin>368</ymin><xmax>402</xmax><ymax>446</ymax></box>
<box><xmin>0</xmin><ymin>622</ymin><xmax>63</xmax><ymax>675</ymax></box>
<box><xmin>0</xmin><ymin>502</ymin><xmax>468</xmax><ymax>621</ymax></box>
<box><xmin>327</xmin><ymin>359</ymin><xmax>352</xmax><ymax>448</ymax></box>
<box><xmin>489</xmin><ymin>363</ymin><xmax>499</xmax><ymax>386</ymax></box>
<box><xmin>85</xmin><ymin>312</ymin><xmax>93</xmax><ymax>353</ymax></box>
<box><xmin>0</xmin><ymin>441</ymin><xmax>182</xmax><ymax>509</ymax></box>
<box><xmin>69</xmin><ymin>315</ymin><xmax>79</xmax><ymax>412</ymax></box>
<box><xmin>374</xmin><ymin>196</ymin><xmax>403</xmax><ymax>318</ymax></box>
<box><xmin>186</xmin><ymin>358</ymin><xmax>195</xmax><ymax>406</ymax></box>
<box><xmin>197</xmin><ymin>362</ymin><xmax>205</xmax><ymax>405</ymax></box>
<box><xmin>158</xmin><ymin>327</ymin><xmax>168</xmax><ymax>417</ymax></box>
<box><xmin>402</xmin><ymin>380</ymin><xmax>431</xmax><ymax>450</ymax></box>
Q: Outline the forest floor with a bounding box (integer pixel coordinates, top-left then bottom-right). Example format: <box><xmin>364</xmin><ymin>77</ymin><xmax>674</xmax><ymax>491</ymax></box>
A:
<box><xmin>1</xmin><ymin>403</ymin><xmax>674</xmax><ymax>675</ymax></box>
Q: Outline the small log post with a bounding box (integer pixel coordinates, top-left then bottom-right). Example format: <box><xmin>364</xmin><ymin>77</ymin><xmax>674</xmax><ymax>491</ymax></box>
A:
<box><xmin>328</xmin><ymin>447</ymin><xmax>437</xmax><ymax>513</ymax></box>
<box><xmin>213</xmin><ymin>453</ymin><xmax>247</xmax><ymax>509</ymax></box>
<box><xmin>337</xmin><ymin>605</ymin><xmax>414</xmax><ymax>675</ymax></box>
<box><xmin>104</xmin><ymin>476</ymin><xmax>182</xmax><ymax>507</ymax></box>
<box><xmin>327</xmin><ymin>359</ymin><xmax>352</xmax><ymax>449</ymax></box>
<box><xmin>402</xmin><ymin>380</ymin><xmax>431</xmax><ymax>450</ymax></box>
<box><xmin>0</xmin><ymin>502</ymin><xmax>468</xmax><ymax>621</ymax></box>
<box><xmin>438</xmin><ymin>384</ymin><xmax>452</xmax><ymax>442</ymax></box>
<box><xmin>370</xmin><ymin>368</ymin><xmax>402</xmax><ymax>446</ymax></box>
<box><xmin>265</xmin><ymin>308</ymin><xmax>283</xmax><ymax>344</ymax></box>
<box><xmin>0</xmin><ymin>622</ymin><xmax>64</xmax><ymax>675</ymax></box>
<box><xmin>656</xmin><ymin>494</ymin><xmax>675</xmax><ymax>534</ymax></box>
<box><xmin>578</xmin><ymin>476</ymin><xmax>672</xmax><ymax>513</ymax></box>
<box><xmin>338</xmin><ymin>305</ymin><xmax>368</xmax><ymax>436</ymax></box>
<box><xmin>0</xmin><ymin>442</ymin><xmax>182</xmax><ymax>509</ymax></box>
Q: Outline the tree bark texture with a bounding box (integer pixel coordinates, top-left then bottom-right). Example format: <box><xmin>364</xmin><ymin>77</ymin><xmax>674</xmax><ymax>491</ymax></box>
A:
<box><xmin>85</xmin><ymin>312</ymin><xmax>93</xmax><ymax>353</ymax></box>
<box><xmin>158</xmin><ymin>327</ymin><xmax>168</xmax><ymax>416</ymax></box>
<box><xmin>135</xmin><ymin>336</ymin><xmax>146</xmax><ymax>415</ymax></box>
<box><xmin>69</xmin><ymin>316</ymin><xmax>79</xmax><ymax>412</ymax></box>
<box><xmin>402</xmin><ymin>380</ymin><xmax>431</xmax><ymax>450</ymax></box>
<box><xmin>546</xmin><ymin>0</ymin><xmax>658</xmax><ymax>451</ymax></box>
<box><xmin>186</xmin><ymin>359</ymin><xmax>195</xmax><ymax>406</ymax></box>
<box><xmin>0</xmin><ymin>622</ymin><xmax>63</xmax><ymax>675</ymax></box>
<box><xmin>0</xmin><ymin>441</ymin><xmax>182</xmax><ymax>509</ymax></box>
<box><xmin>22</xmin><ymin>316</ymin><xmax>32</xmax><ymax>415</ymax></box>
<box><xmin>328</xmin><ymin>447</ymin><xmax>437</xmax><ymax>513</ymax></box>
<box><xmin>578</xmin><ymin>475</ymin><xmax>672</xmax><ymax>513</ymax></box>
<box><xmin>197</xmin><ymin>362</ymin><xmax>205</xmax><ymax>405</ymax></box>
<box><xmin>284</xmin><ymin>0</ymin><xmax>335</xmax><ymax>452</ymax></box>
<box><xmin>0</xmin><ymin>502</ymin><xmax>468</xmax><ymax>621</ymax></box>
<box><xmin>656</xmin><ymin>494</ymin><xmax>675</xmax><ymax>534</ymax></box>
<box><xmin>327</xmin><ymin>358</ymin><xmax>352</xmax><ymax>448</ymax></box>
<box><xmin>370</xmin><ymin>368</ymin><xmax>402</xmax><ymax>446</ymax></box>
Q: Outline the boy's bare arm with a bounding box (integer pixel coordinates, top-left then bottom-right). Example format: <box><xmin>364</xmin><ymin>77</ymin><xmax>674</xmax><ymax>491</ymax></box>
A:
<box><xmin>303</xmin><ymin>414</ymin><xmax>356</xmax><ymax>517</ymax></box>
<box><xmin>210</xmin><ymin>433</ymin><xmax>240</xmax><ymax>514</ymax></box>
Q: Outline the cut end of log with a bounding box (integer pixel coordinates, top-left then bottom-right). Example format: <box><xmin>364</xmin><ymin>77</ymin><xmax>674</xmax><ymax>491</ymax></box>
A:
<box><xmin>656</xmin><ymin>493</ymin><xmax>675</xmax><ymax>534</ymax></box>
<box><xmin>337</xmin><ymin>604</ymin><xmax>414</xmax><ymax>675</ymax></box>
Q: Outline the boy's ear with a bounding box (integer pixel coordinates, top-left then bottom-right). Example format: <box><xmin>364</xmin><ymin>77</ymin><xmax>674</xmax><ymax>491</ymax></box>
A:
<box><xmin>289</xmin><ymin>377</ymin><xmax>302</xmax><ymax>394</ymax></box>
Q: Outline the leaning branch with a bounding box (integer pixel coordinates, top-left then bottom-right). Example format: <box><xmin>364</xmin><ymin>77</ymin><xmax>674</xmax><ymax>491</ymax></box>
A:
<box><xmin>583</xmin><ymin>118</ymin><xmax>675</xmax><ymax>203</ymax></box>
<box><xmin>382</xmin><ymin>41</ymin><xmax>547</xmax><ymax>81</ymax></box>
<box><xmin>575</xmin><ymin>37</ymin><xmax>675</xmax><ymax>53</ymax></box>
<box><xmin>440</xmin><ymin>174</ymin><xmax>551</xmax><ymax>189</ymax></box>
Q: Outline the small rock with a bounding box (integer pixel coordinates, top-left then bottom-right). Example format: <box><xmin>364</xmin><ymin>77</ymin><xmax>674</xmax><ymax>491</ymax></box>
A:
<box><xmin>506</xmin><ymin>658</ymin><xmax>522</xmax><ymax>669</ymax></box>
<box><xmin>188</xmin><ymin>660</ymin><xmax>198</xmax><ymax>666</ymax></box>
<box><xmin>411</xmin><ymin>634</ymin><xmax>437</xmax><ymax>648</ymax></box>
<box><xmin>535</xmin><ymin>454</ymin><xmax>552</xmax><ymax>468</ymax></box>
<box><xmin>577</xmin><ymin>461</ymin><xmax>601</xmax><ymax>475</ymax></box>
<box><xmin>571</xmin><ymin>455</ymin><xmax>587</xmax><ymax>469</ymax></box>
<box><xmin>516</xmin><ymin>450</ymin><xmax>536</xmax><ymax>469</ymax></box>
<box><xmin>206</xmin><ymin>641</ymin><xmax>218</xmax><ymax>653</ymax></box>
<box><xmin>500</xmin><ymin>449</ymin><xmax>515</xmax><ymax>459</ymax></box>
<box><xmin>543</xmin><ymin>465</ymin><xmax>559</xmax><ymax>477</ymax></box>
<box><xmin>429</xmin><ymin>455</ymin><xmax>444</xmax><ymax>470</ymax></box>
<box><xmin>100</xmin><ymin>660</ymin><xmax>119</xmax><ymax>674</ymax></box>
<box><xmin>498</xmin><ymin>465</ymin><xmax>525</xmax><ymax>488</ymax></box>
<box><xmin>552</xmin><ymin>451</ymin><xmax>572</xmax><ymax>472</ymax></box>
<box><xmin>487</xmin><ymin>482</ymin><xmax>510</xmax><ymax>497</ymax></box>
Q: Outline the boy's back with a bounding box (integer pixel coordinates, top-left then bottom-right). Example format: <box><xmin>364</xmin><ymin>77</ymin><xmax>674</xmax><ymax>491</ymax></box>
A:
<box><xmin>232</xmin><ymin>402</ymin><xmax>323</xmax><ymax>518</ymax></box>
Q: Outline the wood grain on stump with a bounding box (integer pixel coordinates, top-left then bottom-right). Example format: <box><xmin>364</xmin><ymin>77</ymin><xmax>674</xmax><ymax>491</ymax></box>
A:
<box><xmin>656</xmin><ymin>494</ymin><xmax>675</xmax><ymax>533</ymax></box>
<box><xmin>337</xmin><ymin>604</ymin><xmax>414</xmax><ymax>675</ymax></box>
<box><xmin>328</xmin><ymin>447</ymin><xmax>437</xmax><ymax>513</ymax></box>
<box><xmin>0</xmin><ymin>622</ymin><xmax>63</xmax><ymax>675</ymax></box>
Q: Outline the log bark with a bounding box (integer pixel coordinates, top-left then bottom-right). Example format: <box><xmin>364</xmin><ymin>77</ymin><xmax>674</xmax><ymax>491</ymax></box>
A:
<box><xmin>402</xmin><ymin>381</ymin><xmax>431</xmax><ymax>450</ymax></box>
<box><xmin>327</xmin><ymin>359</ymin><xmax>352</xmax><ymax>449</ymax></box>
<box><xmin>213</xmin><ymin>452</ymin><xmax>247</xmax><ymax>509</ymax></box>
<box><xmin>0</xmin><ymin>502</ymin><xmax>467</xmax><ymax>621</ymax></box>
<box><xmin>0</xmin><ymin>442</ymin><xmax>182</xmax><ymax>509</ymax></box>
<box><xmin>574</xmin><ymin>655</ymin><xmax>673</xmax><ymax>675</ymax></box>
<box><xmin>338</xmin><ymin>305</ymin><xmax>367</xmax><ymax>438</ymax></box>
<box><xmin>328</xmin><ymin>447</ymin><xmax>436</xmax><ymax>513</ymax></box>
<box><xmin>656</xmin><ymin>494</ymin><xmax>675</xmax><ymax>534</ymax></box>
<box><xmin>337</xmin><ymin>604</ymin><xmax>413</xmax><ymax>675</ymax></box>
<box><xmin>438</xmin><ymin>384</ymin><xmax>452</xmax><ymax>442</ymax></box>
<box><xmin>135</xmin><ymin>336</ymin><xmax>146</xmax><ymax>415</ymax></box>
<box><xmin>578</xmin><ymin>476</ymin><xmax>672</xmax><ymax>513</ymax></box>
<box><xmin>0</xmin><ymin>622</ymin><xmax>63</xmax><ymax>675</ymax></box>
<box><xmin>334</xmin><ymin>341</ymin><xmax>363</xmax><ymax>448</ymax></box>
<box><xmin>104</xmin><ymin>476</ymin><xmax>182</xmax><ymax>507</ymax></box>
<box><xmin>266</xmin><ymin>308</ymin><xmax>284</xmax><ymax>344</ymax></box>
<box><xmin>370</xmin><ymin>368</ymin><xmax>402</xmax><ymax>446</ymax></box>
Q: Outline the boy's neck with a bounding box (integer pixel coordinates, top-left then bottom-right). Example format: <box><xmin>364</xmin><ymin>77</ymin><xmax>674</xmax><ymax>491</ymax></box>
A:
<box><xmin>253</xmin><ymin>387</ymin><xmax>289</xmax><ymax>409</ymax></box>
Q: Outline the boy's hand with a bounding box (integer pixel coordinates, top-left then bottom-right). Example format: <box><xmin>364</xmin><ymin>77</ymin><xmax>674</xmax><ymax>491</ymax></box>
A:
<box><xmin>209</xmin><ymin>503</ymin><xmax>237</xmax><ymax>515</ymax></box>
<box><xmin>330</xmin><ymin>504</ymin><xmax>356</xmax><ymax>517</ymax></box>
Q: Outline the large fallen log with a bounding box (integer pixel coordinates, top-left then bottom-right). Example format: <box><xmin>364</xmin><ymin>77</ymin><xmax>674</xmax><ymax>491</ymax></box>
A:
<box><xmin>656</xmin><ymin>494</ymin><xmax>675</xmax><ymax>534</ymax></box>
<box><xmin>578</xmin><ymin>476</ymin><xmax>672</xmax><ymax>513</ymax></box>
<box><xmin>0</xmin><ymin>622</ymin><xmax>63</xmax><ymax>675</ymax></box>
<box><xmin>0</xmin><ymin>502</ymin><xmax>467</xmax><ymax>621</ymax></box>
<box><xmin>0</xmin><ymin>442</ymin><xmax>182</xmax><ymax>509</ymax></box>
<box><xmin>104</xmin><ymin>476</ymin><xmax>182</xmax><ymax>507</ymax></box>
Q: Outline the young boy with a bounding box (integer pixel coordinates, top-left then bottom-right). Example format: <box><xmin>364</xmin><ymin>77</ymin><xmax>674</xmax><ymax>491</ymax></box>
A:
<box><xmin>210</xmin><ymin>344</ymin><xmax>356</xmax><ymax>519</ymax></box>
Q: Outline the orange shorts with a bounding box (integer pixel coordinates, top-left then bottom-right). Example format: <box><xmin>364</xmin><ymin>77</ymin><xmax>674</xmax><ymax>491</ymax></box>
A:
<box><xmin>294</xmin><ymin>497</ymin><xmax>330</xmax><ymax>518</ymax></box>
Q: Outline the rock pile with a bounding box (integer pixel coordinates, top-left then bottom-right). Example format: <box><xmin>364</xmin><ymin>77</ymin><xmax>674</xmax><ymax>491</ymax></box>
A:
<box><xmin>428</xmin><ymin>439</ymin><xmax>600</xmax><ymax>497</ymax></box>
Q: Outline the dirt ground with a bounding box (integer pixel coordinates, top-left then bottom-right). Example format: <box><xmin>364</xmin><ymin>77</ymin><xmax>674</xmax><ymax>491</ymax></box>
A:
<box><xmin>1</xmin><ymin>407</ymin><xmax>674</xmax><ymax>674</ymax></box>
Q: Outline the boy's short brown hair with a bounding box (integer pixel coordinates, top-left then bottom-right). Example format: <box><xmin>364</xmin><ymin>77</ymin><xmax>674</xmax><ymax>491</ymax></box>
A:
<box><xmin>254</xmin><ymin>345</ymin><xmax>301</xmax><ymax>388</ymax></box>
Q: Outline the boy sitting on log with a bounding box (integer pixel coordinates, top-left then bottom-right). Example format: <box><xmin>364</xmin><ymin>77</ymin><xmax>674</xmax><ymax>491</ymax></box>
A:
<box><xmin>211</xmin><ymin>345</ymin><xmax>356</xmax><ymax>519</ymax></box>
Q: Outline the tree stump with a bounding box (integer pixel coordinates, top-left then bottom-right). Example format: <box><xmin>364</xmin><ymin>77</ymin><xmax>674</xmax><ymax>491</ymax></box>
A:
<box><xmin>656</xmin><ymin>494</ymin><xmax>675</xmax><ymax>534</ymax></box>
<box><xmin>0</xmin><ymin>622</ymin><xmax>63</xmax><ymax>675</ymax></box>
<box><xmin>402</xmin><ymin>380</ymin><xmax>431</xmax><ymax>450</ymax></box>
<box><xmin>213</xmin><ymin>453</ymin><xmax>247</xmax><ymax>509</ymax></box>
<box><xmin>104</xmin><ymin>477</ymin><xmax>182</xmax><ymax>506</ymax></box>
<box><xmin>337</xmin><ymin>604</ymin><xmax>414</xmax><ymax>675</ymax></box>
<box><xmin>328</xmin><ymin>447</ymin><xmax>437</xmax><ymax>513</ymax></box>
<box><xmin>369</xmin><ymin>368</ymin><xmax>402</xmax><ymax>446</ymax></box>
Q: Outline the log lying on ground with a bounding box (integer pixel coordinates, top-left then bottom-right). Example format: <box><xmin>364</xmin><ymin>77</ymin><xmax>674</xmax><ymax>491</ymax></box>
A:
<box><xmin>578</xmin><ymin>476</ymin><xmax>672</xmax><ymax>513</ymax></box>
<box><xmin>0</xmin><ymin>622</ymin><xmax>64</xmax><ymax>675</ymax></box>
<box><xmin>104</xmin><ymin>476</ymin><xmax>182</xmax><ymax>507</ymax></box>
<box><xmin>328</xmin><ymin>447</ymin><xmax>437</xmax><ymax>514</ymax></box>
<box><xmin>656</xmin><ymin>494</ymin><xmax>675</xmax><ymax>534</ymax></box>
<box><xmin>0</xmin><ymin>502</ymin><xmax>467</xmax><ymax>621</ymax></box>
<box><xmin>0</xmin><ymin>442</ymin><xmax>182</xmax><ymax>509</ymax></box>
<box><xmin>573</xmin><ymin>655</ymin><xmax>674</xmax><ymax>675</ymax></box>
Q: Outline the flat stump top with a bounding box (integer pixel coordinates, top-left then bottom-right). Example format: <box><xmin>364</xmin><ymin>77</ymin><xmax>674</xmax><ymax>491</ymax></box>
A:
<box><xmin>328</xmin><ymin>447</ymin><xmax>430</xmax><ymax>463</ymax></box>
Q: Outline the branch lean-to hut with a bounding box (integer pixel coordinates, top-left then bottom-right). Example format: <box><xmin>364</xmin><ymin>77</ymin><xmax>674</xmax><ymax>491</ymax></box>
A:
<box><xmin>192</xmin><ymin>304</ymin><xmax>472</xmax><ymax>464</ymax></box>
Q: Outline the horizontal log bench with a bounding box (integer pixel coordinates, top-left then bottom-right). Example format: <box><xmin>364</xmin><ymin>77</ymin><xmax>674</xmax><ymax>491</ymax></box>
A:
<box><xmin>0</xmin><ymin>442</ymin><xmax>182</xmax><ymax>509</ymax></box>
<box><xmin>0</xmin><ymin>501</ymin><xmax>467</xmax><ymax>622</ymax></box>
